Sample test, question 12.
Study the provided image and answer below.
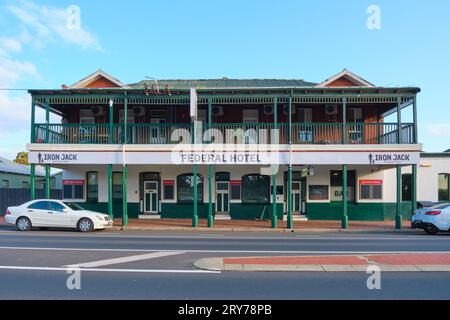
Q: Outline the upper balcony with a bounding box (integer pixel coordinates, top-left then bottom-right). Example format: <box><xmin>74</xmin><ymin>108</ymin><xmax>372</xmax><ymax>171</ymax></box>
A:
<box><xmin>33</xmin><ymin>122</ymin><xmax>416</xmax><ymax>145</ymax></box>
<box><xmin>28</xmin><ymin>81</ymin><xmax>420</xmax><ymax>147</ymax></box>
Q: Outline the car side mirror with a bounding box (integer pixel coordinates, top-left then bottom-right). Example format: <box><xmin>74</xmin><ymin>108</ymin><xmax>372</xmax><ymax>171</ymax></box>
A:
<box><xmin>63</xmin><ymin>209</ymin><xmax>70</xmax><ymax>213</ymax></box>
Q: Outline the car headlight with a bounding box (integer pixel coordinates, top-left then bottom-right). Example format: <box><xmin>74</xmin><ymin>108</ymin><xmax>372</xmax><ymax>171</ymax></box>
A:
<box><xmin>96</xmin><ymin>215</ymin><xmax>105</xmax><ymax>221</ymax></box>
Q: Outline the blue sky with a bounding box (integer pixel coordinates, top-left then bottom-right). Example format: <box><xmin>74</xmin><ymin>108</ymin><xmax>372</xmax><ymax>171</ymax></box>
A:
<box><xmin>1</xmin><ymin>0</ymin><xmax>450</xmax><ymax>159</ymax></box>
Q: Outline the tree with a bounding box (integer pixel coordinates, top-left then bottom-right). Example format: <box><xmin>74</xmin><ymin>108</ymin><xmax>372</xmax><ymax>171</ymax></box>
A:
<box><xmin>14</xmin><ymin>152</ymin><xmax>29</xmax><ymax>165</ymax></box>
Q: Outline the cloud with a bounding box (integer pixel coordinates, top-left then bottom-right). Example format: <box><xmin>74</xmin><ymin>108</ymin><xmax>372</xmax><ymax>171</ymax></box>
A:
<box><xmin>425</xmin><ymin>123</ymin><xmax>450</xmax><ymax>137</ymax></box>
<box><xmin>7</xmin><ymin>0</ymin><xmax>103</xmax><ymax>52</ymax></box>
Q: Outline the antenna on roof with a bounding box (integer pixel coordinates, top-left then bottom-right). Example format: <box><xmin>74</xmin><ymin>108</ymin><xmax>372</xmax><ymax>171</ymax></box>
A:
<box><xmin>145</xmin><ymin>76</ymin><xmax>160</xmax><ymax>94</ymax></box>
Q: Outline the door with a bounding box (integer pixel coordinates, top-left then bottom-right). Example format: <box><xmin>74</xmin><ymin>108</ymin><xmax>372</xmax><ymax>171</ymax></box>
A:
<box><xmin>297</xmin><ymin>108</ymin><xmax>313</xmax><ymax>143</ymax></box>
<box><xmin>292</xmin><ymin>182</ymin><xmax>302</xmax><ymax>215</ymax></box>
<box><xmin>26</xmin><ymin>201</ymin><xmax>52</xmax><ymax>226</ymax></box>
<box><xmin>47</xmin><ymin>201</ymin><xmax>73</xmax><ymax>227</ymax></box>
<box><xmin>150</xmin><ymin>118</ymin><xmax>167</xmax><ymax>144</ymax></box>
<box><xmin>347</xmin><ymin>108</ymin><xmax>363</xmax><ymax>143</ymax></box>
<box><xmin>216</xmin><ymin>182</ymin><xmax>230</xmax><ymax>213</ymax></box>
<box><xmin>242</xmin><ymin>110</ymin><xmax>259</xmax><ymax>143</ymax></box>
<box><xmin>144</xmin><ymin>181</ymin><xmax>159</xmax><ymax>214</ymax></box>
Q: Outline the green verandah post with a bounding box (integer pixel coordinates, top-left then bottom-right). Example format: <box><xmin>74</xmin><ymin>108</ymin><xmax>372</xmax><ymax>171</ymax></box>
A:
<box><xmin>342</xmin><ymin>164</ymin><xmax>349</xmax><ymax>229</ymax></box>
<box><xmin>45</xmin><ymin>97</ymin><xmax>50</xmax><ymax>199</ymax></box>
<box><xmin>207</xmin><ymin>98</ymin><xmax>214</xmax><ymax>228</ymax></box>
<box><xmin>287</xmin><ymin>95</ymin><xmax>293</xmax><ymax>230</ymax></box>
<box><xmin>412</xmin><ymin>164</ymin><xmax>418</xmax><ymax>217</ymax></box>
<box><xmin>396</xmin><ymin>165</ymin><xmax>402</xmax><ymax>230</ymax></box>
<box><xmin>122</xmin><ymin>94</ymin><xmax>128</xmax><ymax>227</ymax></box>
<box><xmin>193</xmin><ymin>164</ymin><xmax>199</xmax><ymax>228</ymax></box>
<box><xmin>30</xmin><ymin>98</ymin><xmax>36</xmax><ymax>200</ymax></box>
<box><xmin>271</xmin><ymin>97</ymin><xmax>278</xmax><ymax>229</ymax></box>
<box><xmin>108</xmin><ymin>98</ymin><xmax>114</xmax><ymax>219</ymax></box>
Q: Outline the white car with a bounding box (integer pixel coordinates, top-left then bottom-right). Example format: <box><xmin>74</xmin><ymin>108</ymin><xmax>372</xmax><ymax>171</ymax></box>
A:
<box><xmin>412</xmin><ymin>203</ymin><xmax>450</xmax><ymax>235</ymax></box>
<box><xmin>5</xmin><ymin>200</ymin><xmax>113</xmax><ymax>232</ymax></box>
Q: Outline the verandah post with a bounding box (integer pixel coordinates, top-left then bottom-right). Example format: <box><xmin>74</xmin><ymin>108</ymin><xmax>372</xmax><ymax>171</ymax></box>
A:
<box><xmin>342</xmin><ymin>164</ymin><xmax>349</xmax><ymax>229</ymax></box>
<box><xmin>207</xmin><ymin>98</ymin><xmax>214</xmax><ymax>228</ymax></box>
<box><xmin>108</xmin><ymin>98</ymin><xmax>114</xmax><ymax>219</ymax></box>
<box><xmin>342</xmin><ymin>97</ymin><xmax>347</xmax><ymax>144</ymax></box>
<box><xmin>412</xmin><ymin>164</ymin><xmax>418</xmax><ymax>216</ymax></box>
<box><xmin>30</xmin><ymin>97</ymin><xmax>36</xmax><ymax>200</ymax></box>
<box><xmin>122</xmin><ymin>94</ymin><xmax>128</xmax><ymax>227</ymax></box>
<box><xmin>45</xmin><ymin>97</ymin><xmax>50</xmax><ymax>199</ymax></box>
<box><xmin>287</xmin><ymin>95</ymin><xmax>293</xmax><ymax>230</ymax></box>
<box><xmin>271</xmin><ymin>97</ymin><xmax>278</xmax><ymax>229</ymax></box>
<box><xmin>193</xmin><ymin>164</ymin><xmax>199</xmax><ymax>227</ymax></box>
<box><xmin>396</xmin><ymin>165</ymin><xmax>402</xmax><ymax>230</ymax></box>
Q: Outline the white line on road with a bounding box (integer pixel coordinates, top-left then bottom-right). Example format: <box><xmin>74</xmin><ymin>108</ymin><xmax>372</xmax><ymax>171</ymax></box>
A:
<box><xmin>64</xmin><ymin>251</ymin><xmax>185</xmax><ymax>268</ymax></box>
<box><xmin>0</xmin><ymin>265</ymin><xmax>219</xmax><ymax>274</ymax></box>
<box><xmin>1</xmin><ymin>246</ymin><xmax>449</xmax><ymax>255</ymax></box>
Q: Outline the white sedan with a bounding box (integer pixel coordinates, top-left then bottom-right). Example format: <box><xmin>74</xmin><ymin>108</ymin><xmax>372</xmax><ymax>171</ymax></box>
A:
<box><xmin>5</xmin><ymin>200</ymin><xmax>113</xmax><ymax>232</ymax></box>
<box><xmin>412</xmin><ymin>203</ymin><xmax>450</xmax><ymax>235</ymax></box>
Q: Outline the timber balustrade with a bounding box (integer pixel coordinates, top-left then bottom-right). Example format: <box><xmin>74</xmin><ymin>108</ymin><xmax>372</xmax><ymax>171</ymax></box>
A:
<box><xmin>33</xmin><ymin>122</ymin><xmax>416</xmax><ymax>145</ymax></box>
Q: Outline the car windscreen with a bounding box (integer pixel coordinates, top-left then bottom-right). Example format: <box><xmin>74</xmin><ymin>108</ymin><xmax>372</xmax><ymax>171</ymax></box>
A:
<box><xmin>431</xmin><ymin>203</ymin><xmax>450</xmax><ymax>210</ymax></box>
<box><xmin>63</xmin><ymin>202</ymin><xmax>85</xmax><ymax>211</ymax></box>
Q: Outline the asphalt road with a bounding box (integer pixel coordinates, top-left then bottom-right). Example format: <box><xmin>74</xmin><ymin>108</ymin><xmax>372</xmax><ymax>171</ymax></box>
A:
<box><xmin>1</xmin><ymin>226</ymin><xmax>450</xmax><ymax>300</ymax></box>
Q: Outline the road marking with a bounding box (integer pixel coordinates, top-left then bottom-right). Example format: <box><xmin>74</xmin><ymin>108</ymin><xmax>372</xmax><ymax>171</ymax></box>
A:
<box><xmin>64</xmin><ymin>251</ymin><xmax>185</xmax><ymax>268</ymax></box>
<box><xmin>1</xmin><ymin>246</ymin><xmax>450</xmax><ymax>255</ymax></box>
<box><xmin>0</xmin><ymin>232</ymin><xmax>440</xmax><ymax>241</ymax></box>
<box><xmin>0</xmin><ymin>265</ymin><xmax>219</xmax><ymax>274</ymax></box>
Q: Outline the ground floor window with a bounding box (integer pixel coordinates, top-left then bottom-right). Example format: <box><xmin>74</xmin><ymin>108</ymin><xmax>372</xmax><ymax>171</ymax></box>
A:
<box><xmin>87</xmin><ymin>172</ymin><xmax>98</xmax><ymax>203</ymax></box>
<box><xmin>330</xmin><ymin>170</ymin><xmax>356</xmax><ymax>202</ymax></box>
<box><xmin>360</xmin><ymin>183</ymin><xmax>382</xmax><ymax>200</ymax></box>
<box><xmin>402</xmin><ymin>174</ymin><xmax>412</xmax><ymax>201</ymax></box>
<box><xmin>242</xmin><ymin>174</ymin><xmax>270</xmax><ymax>204</ymax></box>
<box><xmin>177</xmin><ymin>173</ymin><xmax>204</xmax><ymax>203</ymax></box>
<box><xmin>112</xmin><ymin>172</ymin><xmax>123</xmax><ymax>201</ymax></box>
<box><xmin>439</xmin><ymin>173</ymin><xmax>450</xmax><ymax>202</ymax></box>
<box><xmin>63</xmin><ymin>181</ymin><xmax>84</xmax><ymax>200</ymax></box>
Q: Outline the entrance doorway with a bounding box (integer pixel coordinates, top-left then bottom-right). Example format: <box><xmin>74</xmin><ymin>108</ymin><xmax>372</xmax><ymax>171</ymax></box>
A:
<box><xmin>292</xmin><ymin>182</ymin><xmax>302</xmax><ymax>215</ymax></box>
<box><xmin>144</xmin><ymin>181</ymin><xmax>159</xmax><ymax>214</ymax></box>
<box><xmin>216</xmin><ymin>181</ymin><xmax>230</xmax><ymax>213</ymax></box>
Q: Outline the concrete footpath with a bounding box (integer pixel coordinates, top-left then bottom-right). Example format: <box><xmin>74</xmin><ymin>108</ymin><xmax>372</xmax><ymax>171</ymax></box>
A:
<box><xmin>1</xmin><ymin>216</ymin><xmax>418</xmax><ymax>233</ymax></box>
<box><xmin>194</xmin><ymin>254</ymin><xmax>450</xmax><ymax>272</ymax></box>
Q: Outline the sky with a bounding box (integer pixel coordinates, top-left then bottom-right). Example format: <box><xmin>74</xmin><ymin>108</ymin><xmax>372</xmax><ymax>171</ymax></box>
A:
<box><xmin>0</xmin><ymin>0</ymin><xmax>449</xmax><ymax>159</ymax></box>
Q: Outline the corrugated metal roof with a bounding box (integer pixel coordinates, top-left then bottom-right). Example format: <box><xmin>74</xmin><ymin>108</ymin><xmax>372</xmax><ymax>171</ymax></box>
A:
<box><xmin>128</xmin><ymin>78</ymin><xmax>317</xmax><ymax>89</ymax></box>
<box><xmin>0</xmin><ymin>157</ymin><xmax>61</xmax><ymax>177</ymax></box>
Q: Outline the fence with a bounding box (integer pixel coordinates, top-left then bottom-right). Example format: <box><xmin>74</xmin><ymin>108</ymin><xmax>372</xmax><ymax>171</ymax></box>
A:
<box><xmin>0</xmin><ymin>189</ymin><xmax>62</xmax><ymax>216</ymax></box>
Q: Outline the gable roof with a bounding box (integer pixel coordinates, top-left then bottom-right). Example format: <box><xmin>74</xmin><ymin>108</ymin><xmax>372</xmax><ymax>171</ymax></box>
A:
<box><xmin>68</xmin><ymin>69</ymin><xmax>128</xmax><ymax>89</ymax></box>
<box><xmin>0</xmin><ymin>156</ymin><xmax>61</xmax><ymax>177</ymax></box>
<box><xmin>315</xmin><ymin>69</ymin><xmax>375</xmax><ymax>88</ymax></box>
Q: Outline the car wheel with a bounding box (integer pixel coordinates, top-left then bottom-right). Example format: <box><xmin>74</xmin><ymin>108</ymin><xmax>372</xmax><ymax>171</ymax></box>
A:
<box><xmin>424</xmin><ymin>225</ymin><xmax>439</xmax><ymax>235</ymax></box>
<box><xmin>77</xmin><ymin>218</ymin><xmax>94</xmax><ymax>233</ymax></box>
<box><xmin>16</xmin><ymin>217</ymin><xmax>32</xmax><ymax>231</ymax></box>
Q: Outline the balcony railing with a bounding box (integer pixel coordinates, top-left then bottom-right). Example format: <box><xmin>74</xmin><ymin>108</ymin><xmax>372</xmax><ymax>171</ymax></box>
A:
<box><xmin>33</xmin><ymin>122</ymin><xmax>416</xmax><ymax>145</ymax></box>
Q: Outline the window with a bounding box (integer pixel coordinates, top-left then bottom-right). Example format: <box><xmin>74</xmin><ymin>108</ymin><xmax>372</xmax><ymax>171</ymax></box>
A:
<box><xmin>402</xmin><ymin>174</ymin><xmax>412</xmax><ymax>201</ymax></box>
<box><xmin>231</xmin><ymin>181</ymin><xmax>241</xmax><ymax>200</ymax></box>
<box><xmin>360</xmin><ymin>184</ymin><xmax>382</xmax><ymax>200</ymax></box>
<box><xmin>242</xmin><ymin>174</ymin><xmax>270</xmax><ymax>204</ymax></box>
<box><xmin>163</xmin><ymin>181</ymin><xmax>174</xmax><ymax>200</ymax></box>
<box><xmin>49</xmin><ymin>201</ymin><xmax>65</xmax><ymax>212</ymax></box>
<box><xmin>309</xmin><ymin>185</ymin><xmax>329</xmax><ymax>200</ymax></box>
<box><xmin>438</xmin><ymin>173</ymin><xmax>450</xmax><ymax>202</ymax></box>
<box><xmin>28</xmin><ymin>201</ymin><xmax>50</xmax><ymax>210</ymax></box>
<box><xmin>1</xmin><ymin>179</ymin><xmax>9</xmax><ymax>188</ymax></box>
<box><xmin>216</xmin><ymin>172</ymin><xmax>230</xmax><ymax>182</ymax></box>
<box><xmin>330</xmin><ymin>170</ymin><xmax>356</xmax><ymax>202</ymax></box>
<box><xmin>177</xmin><ymin>174</ymin><xmax>204</xmax><ymax>203</ymax></box>
<box><xmin>113</xmin><ymin>172</ymin><xmax>123</xmax><ymax>201</ymax></box>
<box><xmin>63</xmin><ymin>181</ymin><xmax>84</xmax><ymax>200</ymax></box>
<box><xmin>87</xmin><ymin>172</ymin><xmax>99</xmax><ymax>203</ymax></box>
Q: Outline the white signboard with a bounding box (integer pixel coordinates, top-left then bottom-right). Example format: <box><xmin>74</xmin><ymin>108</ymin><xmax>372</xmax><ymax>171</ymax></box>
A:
<box><xmin>29</xmin><ymin>150</ymin><xmax>420</xmax><ymax>166</ymax></box>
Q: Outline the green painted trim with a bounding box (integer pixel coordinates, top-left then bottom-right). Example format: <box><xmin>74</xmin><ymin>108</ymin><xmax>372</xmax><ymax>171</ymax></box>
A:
<box><xmin>412</xmin><ymin>164</ymin><xmax>417</xmax><ymax>214</ymax></box>
<box><xmin>306</xmin><ymin>202</ymin><xmax>414</xmax><ymax>222</ymax></box>
<box><xmin>81</xmin><ymin>202</ymin><xmax>139</xmax><ymax>219</ymax></box>
<box><xmin>342</xmin><ymin>164</ymin><xmax>348</xmax><ymax>229</ymax></box>
<box><xmin>122</xmin><ymin>165</ymin><xmax>128</xmax><ymax>226</ymax></box>
<box><xmin>45</xmin><ymin>165</ymin><xmax>50</xmax><ymax>199</ymax></box>
<box><xmin>107</xmin><ymin>164</ymin><xmax>113</xmax><ymax>218</ymax></box>
<box><xmin>342</xmin><ymin>97</ymin><xmax>347</xmax><ymax>144</ymax></box>
<box><xmin>30</xmin><ymin>164</ymin><xmax>35</xmax><ymax>200</ymax></box>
